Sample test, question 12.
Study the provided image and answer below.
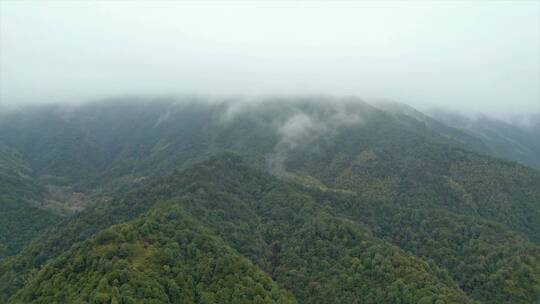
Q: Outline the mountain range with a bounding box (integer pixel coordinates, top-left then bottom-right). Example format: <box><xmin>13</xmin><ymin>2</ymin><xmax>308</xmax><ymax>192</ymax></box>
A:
<box><xmin>0</xmin><ymin>97</ymin><xmax>538</xmax><ymax>303</ymax></box>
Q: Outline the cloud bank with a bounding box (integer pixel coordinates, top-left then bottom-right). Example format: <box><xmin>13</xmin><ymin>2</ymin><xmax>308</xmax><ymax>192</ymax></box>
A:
<box><xmin>0</xmin><ymin>1</ymin><xmax>538</xmax><ymax>116</ymax></box>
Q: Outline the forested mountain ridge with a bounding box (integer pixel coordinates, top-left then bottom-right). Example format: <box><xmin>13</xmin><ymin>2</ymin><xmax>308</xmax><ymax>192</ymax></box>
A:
<box><xmin>0</xmin><ymin>141</ymin><xmax>60</xmax><ymax>258</ymax></box>
<box><xmin>1</xmin><ymin>98</ymin><xmax>539</xmax><ymax>303</ymax></box>
<box><xmin>1</xmin><ymin>153</ymin><xmax>539</xmax><ymax>303</ymax></box>
<box><xmin>1</xmin><ymin>154</ymin><xmax>475</xmax><ymax>303</ymax></box>
<box><xmin>431</xmin><ymin>110</ymin><xmax>540</xmax><ymax>170</ymax></box>
<box><xmin>3</xmin><ymin>98</ymin><xmax>535</xmax><ymax>195</ymax></box>
<box><xmin>370</xmin><ymin>101</ymin><xmax>495</xmax><ymax>157</ymax></box>
<box><xmin>9</xmin><ymin>204</ymin><xmax>297</xmax><ymax>304</ymax></box>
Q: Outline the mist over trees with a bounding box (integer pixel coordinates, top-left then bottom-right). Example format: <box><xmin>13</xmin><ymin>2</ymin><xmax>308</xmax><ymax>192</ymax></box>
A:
<box><xmin>1</xmin><ymin>1</ymin><xmax>539</xmax><ymax>303</ymax></box>
<box><xmin>0</xmin><ymin>97</ymin><xmax>539</xmax><ymax>303</ymax></box>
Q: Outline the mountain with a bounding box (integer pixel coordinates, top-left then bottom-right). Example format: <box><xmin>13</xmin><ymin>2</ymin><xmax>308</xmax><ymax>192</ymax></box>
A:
<box><xmin>0</xmin><ymin>97</ymin><xmax>539</xmax><ymax>303</ymax></box>
<box><xmin>1</xmin><ymin>154</ymin><xmax>471</xmax><ymax>303</ymax></box>
<box><xmin>10</xmin><ymin>203</ymin><xmax>297</xmax><ymax>304</ymax></box>
<box><xmin>370</xmin><ymin>101</ymin><xmax>494</xmax><ymax>156</ymax></box>
<box><xmin>430</xmin><ymin>110</ymin><xmax>540</xmax><ymax>170</ymax></box>
<box><xmin>1</xmin><ymin>153</ymin><xmax>538</xmax><ymax>303</ymax></box>
<box><xmin>0</xmin><ymin>141</ymin><xmax>61</xmax><ymax>258</ymax></box>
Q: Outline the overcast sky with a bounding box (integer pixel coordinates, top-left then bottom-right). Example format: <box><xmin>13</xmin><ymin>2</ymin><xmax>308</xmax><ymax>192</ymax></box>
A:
<box><xmin>0</xmin><ymin>1</ymin><xmax>539</xmax><ymax>115</ymax></box>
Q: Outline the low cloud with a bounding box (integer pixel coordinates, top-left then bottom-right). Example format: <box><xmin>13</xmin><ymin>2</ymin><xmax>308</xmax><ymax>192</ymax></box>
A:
<box><xmin>267</xmin><ymin>99</ymin><xmax>365</xmax><ymax>173</ymax></box>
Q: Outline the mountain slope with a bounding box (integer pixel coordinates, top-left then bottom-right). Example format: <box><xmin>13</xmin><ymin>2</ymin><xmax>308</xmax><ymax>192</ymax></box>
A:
<box><xmin>1</xmin><ymin>99</ymin><xmax>540</xmax><ymax>303</ymax></box>
<box><xmin>2</xmin><ymin>99</ymin><xmax>538</xmax><ymax>244</ymax></box>
<box><xmin>2</xmin><ymin>153</ymin><xmax>539</xmax><ymax>303</ymax></box>
<box><xmin>10</xmin><ymin>204</ymin><xmax>296</xmax><ymax>304</ymax></box>
<box><xmin>431</xmin><ymin>110</ymin><xmax>540</xmax><ymax>170</ymax></box>
<box><xmin>302</xmin><ymin>187</ymin><xmax>540</xmax><ymax>303</ymax></box>
<box><xmin>174</xmin><ymin>154</ymin><xmax>539</xmax><ymax>303</ymax></box>
<box><xmin>0</xmin><ymin>141</ymin><xmax>61</xmax><ymax>258</ymax></box>
<box><xmin>0</xmin><ymin>154</ymin><xmax>473</xmax><ymax>304</ymax></box>
<box><xmin>371</xmin><ymin>101</ymin><xmax>494</xmax><ymax>156</ymax></box>
<box><xmin>170</xmin><ymin>155</ymin><xmax>472</xmax><ymax>303</ymax></box>
<box><xmin>275</xmin><ymin>108</ymin><xmax>540</xmax><ymax>242</ymax></box>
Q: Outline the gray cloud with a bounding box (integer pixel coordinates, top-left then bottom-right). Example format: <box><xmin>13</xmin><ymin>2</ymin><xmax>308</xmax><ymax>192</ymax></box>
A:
<box><xmin>0</xmin><ymin>1</ymin><xmax>538</xmax><ymax>116</ymax></box>
<box><xmin>276</xmin><ymin>113</ymin><xmax>324</xmax><ymax>150</ymax></box>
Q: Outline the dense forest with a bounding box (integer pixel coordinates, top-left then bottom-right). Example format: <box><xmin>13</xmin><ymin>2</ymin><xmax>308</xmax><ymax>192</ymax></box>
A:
<box><xmin>0</xmin><ymin>98</ymin><xmax>539</xmax><ymax>303</ymax></box>
<box><xmin>432</xmin><ymin>110</ymin><xmax>540</xmax><ymax>170</ymax></box>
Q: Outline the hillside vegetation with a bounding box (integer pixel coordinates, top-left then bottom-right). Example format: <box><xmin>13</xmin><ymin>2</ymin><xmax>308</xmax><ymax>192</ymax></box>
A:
<box><xmin>0</xmin><ymin>98</ymin><xmax>539</xmax><ymax>303</ymax></box>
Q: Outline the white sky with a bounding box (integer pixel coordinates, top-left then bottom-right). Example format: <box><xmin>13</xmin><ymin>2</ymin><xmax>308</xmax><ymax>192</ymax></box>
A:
<box><xmin>0</xmin><ymin>1</ymin><xmax>539</xmax><ymax>115</ymax></box>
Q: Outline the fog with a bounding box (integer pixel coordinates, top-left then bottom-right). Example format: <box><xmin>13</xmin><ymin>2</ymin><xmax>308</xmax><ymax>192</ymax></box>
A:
<box><xmin>0</xmin><ymin>1</ymin><xmax>539</xmax><ymax>116</ymax></box>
